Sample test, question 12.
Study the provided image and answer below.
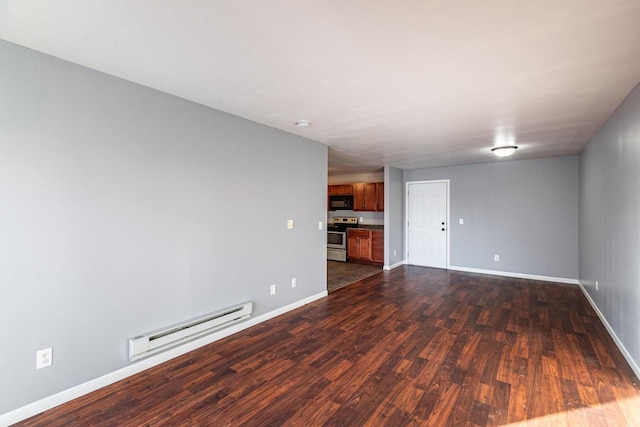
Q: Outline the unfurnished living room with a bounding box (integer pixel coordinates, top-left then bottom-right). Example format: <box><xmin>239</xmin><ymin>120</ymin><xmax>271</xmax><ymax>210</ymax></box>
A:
<box><xmin>1</xmin><ymin>2</ymin><xmax>640</xmax><ymax>426</ymax></box>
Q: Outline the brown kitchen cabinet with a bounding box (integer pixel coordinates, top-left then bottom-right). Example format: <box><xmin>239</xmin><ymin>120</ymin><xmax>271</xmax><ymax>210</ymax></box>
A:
<box><xmin>371</xmin><ymin>230</ymin><xmax>384</xmax><ymax>263</ymax></box>
<box><xmin>328</xmin><ymin>185</ymin><xmax>353</xmax><ymax>195</ymax></box>
<box><xmin>348</xmin><ymin>229</ymin><xmax>370</xmax><ymax>260</ymax></box>
<box><xmin>353</xmin><ymin>184</ymin><xmax>365</xmax><ymax>210</ymax></box>
<box><xmin>376</xmin><ymin>183</ymin><xmax>384</xmax><ymax>211</ymax></box>
<box><xmin>348</xmin><ymin>229</ymin><xmax>383</xmax><ymax>266</ymax></box>
<box><xmin>353</xmin><ymin>182</ymin><xmax>384</xmax><ymax>212</ymax></box>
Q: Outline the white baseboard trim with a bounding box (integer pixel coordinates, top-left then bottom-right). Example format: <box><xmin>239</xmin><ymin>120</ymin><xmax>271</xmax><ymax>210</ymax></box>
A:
<box><xmin>303</xmin><ymin>291</ymin><xmax>328</xmax><ymax>304</ymax></box>
<box><xmin>0</xmin><ymin>290</ymin><xmax>328</xmax><ymax>426</ymax></box>
<box><xmin>577</xmin><ymin>281</ymin><xmax>640</xmax><ymax>379</ymax></box>
<box><xmin>383</xmin><ymin>260</ymin><xmax>406</xmax><ymax>271</ymax></box>
<box><xmin>447</xmin><ymin>265</ymin><xmax>580</xmax><ymax>285</ymax></box>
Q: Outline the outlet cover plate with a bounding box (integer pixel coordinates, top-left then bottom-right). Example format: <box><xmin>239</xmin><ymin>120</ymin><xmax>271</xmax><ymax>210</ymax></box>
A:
<box><xmin>36</xmin><ymin>347</ymin><xmax>53</xmax><ymax>369</ymax></box>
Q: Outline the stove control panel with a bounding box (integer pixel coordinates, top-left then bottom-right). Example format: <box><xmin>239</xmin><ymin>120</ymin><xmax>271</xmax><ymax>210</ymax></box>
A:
<box><xmin>332</xmin><ymin>217</ymin><xmax>358</xmax><ymax>225</ymax></box>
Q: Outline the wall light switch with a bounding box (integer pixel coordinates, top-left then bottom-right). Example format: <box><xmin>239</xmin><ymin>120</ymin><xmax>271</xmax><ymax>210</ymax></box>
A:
<box><xmin>287</xmin><ymin>219</ymin><xmax>294</xmax><ymax>229</ymax></box>
<box><xmin>318</xmin><ymin>221</ymin><xmax>323</xmax><ymax>230</ymax></box>
<box><xmin>292</xmin><ymin>277</ymin><xmax>297</xmax><ymax>288</ymax></box>
<box><xmin>459</xmin><ymin>218</ymin><xmax>464</xmax><ymax>225</ymax></box>
<box><xmin>270</xmin><ymin>284</ymin><xmax>276</xmax><ymax>295</ymax></box>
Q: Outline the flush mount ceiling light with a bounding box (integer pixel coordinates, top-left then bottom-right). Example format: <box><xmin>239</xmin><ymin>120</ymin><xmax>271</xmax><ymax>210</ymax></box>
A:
<box><xmin>294</xmin><ymin>120</ymin><xmax>311</xmax><ymax>127</ymax></box>
<box><xmin>491</xmin><ymin>145</ymin><xmax>518</xmax><ymax>157</ymax></box>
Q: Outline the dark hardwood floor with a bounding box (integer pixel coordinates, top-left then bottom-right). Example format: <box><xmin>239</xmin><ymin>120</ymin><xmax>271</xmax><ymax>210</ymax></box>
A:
<box><xmin>16</xmin><ymin>266</ymin><xmax>640</xmax><ymax>426</ymax></box>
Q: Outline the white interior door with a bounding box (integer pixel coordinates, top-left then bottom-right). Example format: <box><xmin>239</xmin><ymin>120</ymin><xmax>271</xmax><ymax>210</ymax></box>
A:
<box><xmin>407</xmin><ymin>181</ymin><xmax>448</xmax><ymax>268</ymax></box>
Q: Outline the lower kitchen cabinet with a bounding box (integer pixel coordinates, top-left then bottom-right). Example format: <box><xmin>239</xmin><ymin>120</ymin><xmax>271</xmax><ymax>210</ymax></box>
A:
<box><xmin>371</xmin><ymin>230</ymin><xmax>384</xmax><ymax>263</ymax></box>
<box><xmin>348</xmin><ymin>229</ymin><xmax>383</xmax><ymax>266</ymax></box>
<box><xmin>348</xmin><ymin>229</ymin><xmax>370</xmax><ymax>261</ymax></box>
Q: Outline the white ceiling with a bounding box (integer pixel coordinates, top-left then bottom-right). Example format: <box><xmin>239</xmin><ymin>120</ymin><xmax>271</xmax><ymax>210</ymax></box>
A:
<box><xmin>2</xmin><ymin>1</ymin><xmax>640</xmax><ymax>175</ymax></box>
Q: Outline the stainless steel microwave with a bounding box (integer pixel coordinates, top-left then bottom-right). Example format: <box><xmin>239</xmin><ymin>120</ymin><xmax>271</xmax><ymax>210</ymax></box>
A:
<box><xmin>329</xmin><ymin>195</ymin><xmax>353</xmax><ymax>210</ymax></box>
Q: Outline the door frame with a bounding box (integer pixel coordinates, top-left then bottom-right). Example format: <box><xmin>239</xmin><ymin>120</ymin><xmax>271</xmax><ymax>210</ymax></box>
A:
<box><xmin>405</xmin><ymin>179</ymin><xmax>451</xmax><ymax>269</ymax></box>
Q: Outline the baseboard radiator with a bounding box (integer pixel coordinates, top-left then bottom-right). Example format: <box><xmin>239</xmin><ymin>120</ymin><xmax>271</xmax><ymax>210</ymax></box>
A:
<box><xmin>128</xmin><ymin>302</ymin><xmax>253</xmax><ymax>361</ymax></box>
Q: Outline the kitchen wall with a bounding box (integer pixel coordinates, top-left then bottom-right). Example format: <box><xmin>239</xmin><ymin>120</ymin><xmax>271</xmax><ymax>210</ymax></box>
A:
<box><xmin>328</xmin><ymin>172</ymin><xmax>384</xmax><ymax>185</ymax></box>
<box><xmin>384</xmin><ymin>166</ymin><xmax>404</xmax><ymax>267</ymax></box>
<box><xmin>0</xmin><ymin>41</ymin><xmax>328</xmax><ymax>415</ymax></box>
<box><xmin>404</xmin><ymin>156</ymin><xmax>579</xmax><ymax>280</ymax></box>
<box><xmin>327</xmin><ymin>210</ymin><xmax>384</xmax><ymax>225</ymax></box>
<box><xmin>579</xmin><ymin>82</ymin><xmax>640</xmax><ymax>373</ymax></box>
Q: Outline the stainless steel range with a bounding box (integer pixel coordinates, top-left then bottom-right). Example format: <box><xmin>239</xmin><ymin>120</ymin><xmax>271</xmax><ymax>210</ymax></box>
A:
<box><xmin>327</xmin><ymin>217</ymin><xmax>358</xmax><ymax>262</ymax></box>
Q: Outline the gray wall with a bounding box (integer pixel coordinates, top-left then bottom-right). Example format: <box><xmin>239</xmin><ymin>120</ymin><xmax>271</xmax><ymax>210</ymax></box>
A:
<box><xmin>404</xmin><ymin>157</ymin><xmax>579</xmax><ymax>279</ymax></box>
<box><xmin>384</xmin><ymin>166</ymin><xmax>404</xmax><ymax>267</ymax></box>
<box><xmin>328</xmin><ymin>172</ymin><xmax>384</xmax><ymax>185</ymax></box>
<box><xmin>0</xmin><ymin>41</ymin><xmax>328</xmax><ymax>414</ymax></box>
<box><xmin>580</xmin><ymin>82</ymin><xmax>640</xmax><ymax>368</ymax></box>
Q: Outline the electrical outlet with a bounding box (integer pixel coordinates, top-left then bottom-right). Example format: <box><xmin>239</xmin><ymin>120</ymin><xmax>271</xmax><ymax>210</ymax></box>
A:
<box><xmin>494</xmin><ymin>255</ymin><xmax>500</xmax><ymax>262</ymax></box>
<box><xmin>318</xmin><ymin>221</ymin><xmax>323</xmax><ymax>230</ymax></box>
<box><xmin>270</xmin><ymin>284</ymin><xmax>276</xmax><ymax>295</ymax></box>
<box><xmin>36</xmin><ymin>347</ymin><xmax>53</xmax><ymax>369</ymax></box>
<box><xmin>393</xmin><ymin>249</ymin><xmax>397</xmax><ymax>256</ymax></box>
<box><xmin>292</xmin><ymin>277</ymin><xmax>297</xmax><ymax>288</ymax></box>
<box><xmin>287</xmin><ymin>219</ymin><xmax>294</xmax><ymax>230</ymax></box>
<box><xmin>459</xmin><ymin>218</ymin><xmax>464</xmax><ymax>225</ymax></box>
<box><xmin>595</xmin><ymin>280</ymin><xmax>599</xmax><ymax>292</ymax></box>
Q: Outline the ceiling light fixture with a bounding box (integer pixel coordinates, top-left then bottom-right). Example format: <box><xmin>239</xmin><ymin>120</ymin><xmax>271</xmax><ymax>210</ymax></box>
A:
<box><xmin>491</xmin><ymin>145</ymin><xmax>518</xmax><ymax>157</ymax></box>
<box><xmin>294</xmin><ymin>120</ymin><xmax>311</xmax><ymax>127</ymax></box>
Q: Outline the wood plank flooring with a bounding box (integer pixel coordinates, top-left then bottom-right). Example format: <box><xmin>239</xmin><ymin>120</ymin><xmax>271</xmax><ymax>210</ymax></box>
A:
<box><xmin>16</xmin><ymin>266</ymin><xmax>640</xmax><ymax>426</ymax></box>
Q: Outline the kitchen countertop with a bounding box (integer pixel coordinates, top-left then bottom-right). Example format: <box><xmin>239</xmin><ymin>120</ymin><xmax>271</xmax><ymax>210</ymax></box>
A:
<box><xmin>353</xmin><ymin>225</ymin><xmax>384</xmax><ymax>230</ymax></box>
<box><xmin>327</xmin><ymin>223</ymin><xmax>384</xmax><ymax>230</ymax></box>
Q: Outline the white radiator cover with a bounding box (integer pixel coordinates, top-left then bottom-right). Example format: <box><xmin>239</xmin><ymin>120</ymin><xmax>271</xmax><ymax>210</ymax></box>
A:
<box><xmin>128</xmin><ymin>302</ymin><xmax>253</xmax><ymax>361</ymax></box>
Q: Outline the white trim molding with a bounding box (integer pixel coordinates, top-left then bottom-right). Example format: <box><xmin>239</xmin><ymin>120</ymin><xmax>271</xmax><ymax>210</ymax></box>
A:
<box><xmin>383</xmin><ymin>260</ymin><xmax>406</xmax><ymax>271</ymax></box>
<box><xmin>0</xmin><ymin>290</ymin><xmax>328</xmax><ymax>426</ymax></box>
<box><xmin>577</xmin><ymin>281</ymin><xmax>640</xmax><ymax>379</ymax></box>
<box><xmin>448</xmin><ymin>265</ymin><xmax>580</xmax><ymax>285</ymax></box>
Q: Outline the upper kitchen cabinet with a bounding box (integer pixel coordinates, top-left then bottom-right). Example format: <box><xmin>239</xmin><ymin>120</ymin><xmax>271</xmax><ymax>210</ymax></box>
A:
<box><xmin>328</xmin><ymin>185</ymin><xmax>354</xmax><ymax>195</ymax></box>
<box><xmin>354</xmin><ymin>182</ymin><xmax>384</xmax><ymax>212</ymax></box>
